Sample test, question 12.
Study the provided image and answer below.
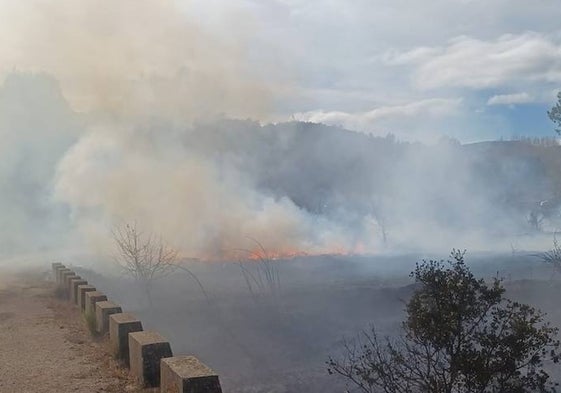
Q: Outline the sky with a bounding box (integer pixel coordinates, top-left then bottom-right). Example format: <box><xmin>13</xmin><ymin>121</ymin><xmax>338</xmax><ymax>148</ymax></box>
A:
<box><xmin>1</xmin><ymin>0</ymin><xmax>561</xmax><ymax>142</ymax></box>
<box><xmin>183</xmin><ymin>0</ymin><xmax>561</xmax><ymax>142</ymax></box>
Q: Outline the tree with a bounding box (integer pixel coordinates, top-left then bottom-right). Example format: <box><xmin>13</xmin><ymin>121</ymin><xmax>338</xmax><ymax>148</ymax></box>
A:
<box><xmin>112</xmin><ymin>222</ymin><xmax>177</xmax><ymax>306</ymax></box>
<box><xmin>327</xmin><ymin>250</ymin><xmax>560</xmax><ymax>393</ymax></box>
<box><xmin>548</xmin><ymin>92</ymin><xmax>561</xmax><ymax>135</ymax></box>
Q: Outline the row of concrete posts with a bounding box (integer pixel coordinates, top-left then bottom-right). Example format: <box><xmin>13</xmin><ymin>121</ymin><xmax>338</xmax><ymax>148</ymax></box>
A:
<box><xmin>51</xmin><ymin>262</ymin><xmax>223</xmax><ymax>393</ymax></box>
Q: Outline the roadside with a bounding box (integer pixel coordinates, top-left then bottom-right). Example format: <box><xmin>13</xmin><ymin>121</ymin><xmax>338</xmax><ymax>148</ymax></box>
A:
<box><xmin>0</xmin><ymin>268</ymin><xmax>151</xmax><ymax>393</ymax></box>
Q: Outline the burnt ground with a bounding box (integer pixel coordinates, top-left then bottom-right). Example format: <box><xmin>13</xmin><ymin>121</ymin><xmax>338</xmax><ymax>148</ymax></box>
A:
<box><xmin>72</xmin><ymin>252</ymin><xmax>561</xmax><ymax>393</ymax></box>
<box><xmin>0</xmin><ymin>269</ymin><xmax>152</xmax><ymax>393</ymax></box>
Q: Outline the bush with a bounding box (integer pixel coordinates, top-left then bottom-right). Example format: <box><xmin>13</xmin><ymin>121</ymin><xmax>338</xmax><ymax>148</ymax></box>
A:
<box><xmin>328</xmin><ymin>250</ymin><xmax>560</xmax><ymax>393</ymax></box>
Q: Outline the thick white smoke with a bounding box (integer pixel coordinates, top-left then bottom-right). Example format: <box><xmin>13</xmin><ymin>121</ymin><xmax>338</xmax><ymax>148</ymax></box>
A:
<box><xmin>0</xmin><ymin>0</ymin><xmax>381</xmax><ymax>260</ymax></box>
<box><xmin>0</xmin><ymin>0</ymin><xmax>270</xmax><ymax>121</ymax></box>
<box><xmin>0</xmin><ymin>1</ymin><xmax>554</xmax><ymax>264</ymax></box>
<box><xmin>53</xmin><ymin>127</ymin><xmax>377</xmax><ymax>259</ymax></box>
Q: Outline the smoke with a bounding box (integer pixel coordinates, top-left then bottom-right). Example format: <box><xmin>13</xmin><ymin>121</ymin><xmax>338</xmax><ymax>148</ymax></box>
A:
<box><xmin>0</xmin><ymin>1</ymin><xmax>556</xmax><ymax>262</ymax></box>
<box><xmin>53</xmin><ymin>125</ymin><xmax>374</xmax><ymax>259</ymax></box>
<box><xmin>0</xmin><ymin>69</ymin><xmax>555</xmax><ymax>261</ymax></box>
<box><xmin>0</xmin><ymin>1</ymin><xmax>378</xmax><ymax>260</ymax></box>
<box><xmin>0</xmin><ymin>73</ymin><xmax>78</xmax><ymax>255</ymax></box>
<box><xmin>0</xmin><ymin>0</ymin><xmax>269</xmax><ymax>121</ymax></box>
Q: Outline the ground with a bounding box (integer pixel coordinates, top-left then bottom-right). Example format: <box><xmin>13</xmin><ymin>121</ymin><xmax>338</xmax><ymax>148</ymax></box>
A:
<box><xmin>77</xmin><ymin>253</ymin><xmax>561</xmax><ymax>392</ymax></box>
<box><xmin>0</xmin><ymin>268</ymin><xmax>152</xmax><ymax>393</ymax></box>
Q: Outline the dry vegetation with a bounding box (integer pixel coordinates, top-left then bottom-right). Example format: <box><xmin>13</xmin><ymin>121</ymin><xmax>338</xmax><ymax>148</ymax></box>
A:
<box><xmin>112</xmin><ymin>222</ymin><xmax>178</xmax><ymax>306</ymax></box>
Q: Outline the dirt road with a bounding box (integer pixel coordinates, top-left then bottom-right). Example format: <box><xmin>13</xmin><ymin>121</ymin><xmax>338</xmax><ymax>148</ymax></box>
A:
<box><xmin>0</xmin><ymin>268</ymin><xmax>146</xmax><ymax>393</ymax></box>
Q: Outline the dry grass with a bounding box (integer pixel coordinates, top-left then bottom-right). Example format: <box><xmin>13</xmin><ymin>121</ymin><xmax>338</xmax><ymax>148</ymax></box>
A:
<box><xmin>47</xmin><ymin>282</ymin><xmax>151</xmax><ymax>392</ymax></box>
<box><xmin>537</xmin><ymin>232</ymin><xmax>561</xmax><ymax>274</ymax></box>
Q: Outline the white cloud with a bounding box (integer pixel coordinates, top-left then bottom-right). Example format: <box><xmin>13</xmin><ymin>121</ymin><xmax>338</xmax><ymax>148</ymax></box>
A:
<box><xmin>293</xmin><ymin>98</ymin><xmax>462</xmax><ymax>135</ymax></box>
<box><xmin>388</xmin><ymin>32</ymin><xmax>561</xmax><ymax>90</ymax></box>
<box><xmin>487</xmin><ymin>92</ymin><xmax>534</xmax><ymax>105</ymax></box>
<box><xmin>383</xmin><ymin>47</ymin><xmax>441</xmax><ymax>65</ymax></box>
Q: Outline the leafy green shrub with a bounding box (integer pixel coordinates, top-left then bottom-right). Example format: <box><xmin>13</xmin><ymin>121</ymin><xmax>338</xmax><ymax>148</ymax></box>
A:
<box><xmin>328</xmin><ymin>250</ymin><xmax>560</xmax><ymax>393</ymax></box>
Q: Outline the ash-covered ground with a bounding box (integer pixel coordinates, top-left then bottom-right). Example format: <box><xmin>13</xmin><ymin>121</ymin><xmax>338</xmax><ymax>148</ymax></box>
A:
<box><xmin>75</xmin><ymin>252</ymin><xmax>561</xmax><ymax>393</ymax></box>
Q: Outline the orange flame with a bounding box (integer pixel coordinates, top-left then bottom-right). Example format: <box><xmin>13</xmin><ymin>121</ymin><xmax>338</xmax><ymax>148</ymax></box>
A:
<box><xmin>185</xmin><ymin>242</ymin><xmax>371</xmax><ymax>262</ymax></box>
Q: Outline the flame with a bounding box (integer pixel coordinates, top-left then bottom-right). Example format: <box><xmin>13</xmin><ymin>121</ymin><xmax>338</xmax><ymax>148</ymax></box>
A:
<box><xmin>246</xmin><ymin>249</ymin><xmax>309</xmax><ymax>261</ymax></box>
<box><xmin>181</xmin><ymin>242</ymin><xmax>372</xmax><ymax>262</ymax></box>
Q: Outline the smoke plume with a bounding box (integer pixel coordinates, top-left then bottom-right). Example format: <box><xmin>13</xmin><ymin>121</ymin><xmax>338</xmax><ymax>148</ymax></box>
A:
<box><xmin>0</xmin><ymin>0</ymin><xmax>378</xmax><ymax>260</ymax></box>
<box><xmin>0</xmin><ymin>1</ymin><xmax>557</xmax><ymax>262</ymax></box>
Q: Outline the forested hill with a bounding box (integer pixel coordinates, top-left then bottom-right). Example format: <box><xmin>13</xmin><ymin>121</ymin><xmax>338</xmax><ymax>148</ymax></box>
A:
<box><xmin>183</xmin><ymin>119</ymin><xmax>561</xmax><ymax>238</ymax></box>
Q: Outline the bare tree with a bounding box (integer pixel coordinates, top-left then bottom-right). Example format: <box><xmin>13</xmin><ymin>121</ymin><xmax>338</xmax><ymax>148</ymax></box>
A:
<box><xmin>112</xmin><ymin>222</ymin><xmax>177</xmax><ymax>306</ymax></box>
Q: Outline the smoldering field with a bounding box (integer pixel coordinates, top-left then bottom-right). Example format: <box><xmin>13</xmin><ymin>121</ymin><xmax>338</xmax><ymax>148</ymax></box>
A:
<box><xmin>74</xmin><ymin>253</ymin><xmax>561</xmax><ymax>393</ymax></box>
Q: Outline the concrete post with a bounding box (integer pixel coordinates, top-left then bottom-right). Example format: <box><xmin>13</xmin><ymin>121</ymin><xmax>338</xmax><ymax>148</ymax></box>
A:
<box><xmin>129</xmin><ymin>331</ymin><xmax>173</xmax><ymax>388</ymax></box>
<box><xmin>64</xmin><ymin>274</ymin><xmax>79</xmax><ymax>297</ymax></box>
<box><xmin>77</xmin><ymin>285</ymin><xmax>96</xmax><ymax>311</ymax></box>
<box><xmin>160</xmin><ymin>356</ymin><xmax>223</xmax><ymax>393</ymax></box>
<box><xmin>95</xmin><ymin>301</ymin><xmax>122</xmax><ymax>335</ymax></box>
<box><xmin>51</xmin><ymin>262</ymin><xmax>63</xmax><ymax>276</ymax></box>
<box><xmin>109</xmin><ymin>313</ymin><xmax>143</xmax><ymax>367</ymax></box>
<box><xmin>69</xmin><ymin>278</ymin><xmax>87</xmax><ymax>304</ymax></box>
<box><xmin>60</xmin><ymin>270</ymin><xmax>75</xmax><ymax>285</ymax></box>
<box><xmin>53</xmin><ymin>265</ymin><xmax>66</xmax><ymax>284</ymax></box>
<box><xmin>57</xmin><ymin>268</ymin><xmax>71</xmax><ymax>286</ymax></box>
<box><xmin>85</xmin><ymin>291</ymin><xmax>107</xmax><ymax>317</ymax></box>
